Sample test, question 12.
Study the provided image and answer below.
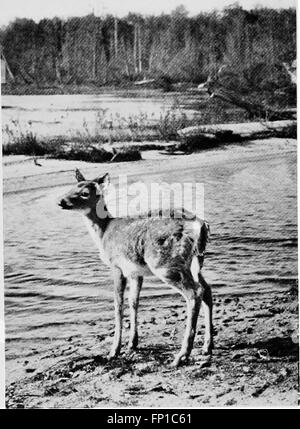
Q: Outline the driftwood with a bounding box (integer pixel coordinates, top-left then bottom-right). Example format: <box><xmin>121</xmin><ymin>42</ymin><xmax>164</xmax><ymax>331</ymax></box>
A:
<box><xmin>210</xmin><ymin>87</ymin><xmax>295</xmax><ymax>121</ymax></box>
<box><xmin>176</xmin><ymin>120</ymin><xmax>296</xmax><ymax>152</ymax></box>
<box><xmin>203</xmin><ymin>67</ymin><xmax>296</xmax><ymax>121</ymax></box>
<box><xmin>178</xmin><ymin>120</ymin><xmax>296</xmax><ymax>140</ymax></box>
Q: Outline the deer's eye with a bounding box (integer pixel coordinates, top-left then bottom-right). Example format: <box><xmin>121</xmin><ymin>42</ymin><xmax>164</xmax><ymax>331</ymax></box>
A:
<box><xmin>81</xmin><ymin>190</ymin><xmax>90</xmax><ymax>199</ymax></box>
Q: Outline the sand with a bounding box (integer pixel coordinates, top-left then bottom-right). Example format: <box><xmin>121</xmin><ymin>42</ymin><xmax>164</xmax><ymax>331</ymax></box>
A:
<box><xmin>6</xmin><ymin>289</ymin><xmax>298</xmax><ymax>408</ymax></box>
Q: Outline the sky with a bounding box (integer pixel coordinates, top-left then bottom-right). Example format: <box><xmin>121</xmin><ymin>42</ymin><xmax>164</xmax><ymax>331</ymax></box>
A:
<box><xmin>0</xmin><ymin>0</ymin><xmax>297</xmax><ymax>27</ymax></box>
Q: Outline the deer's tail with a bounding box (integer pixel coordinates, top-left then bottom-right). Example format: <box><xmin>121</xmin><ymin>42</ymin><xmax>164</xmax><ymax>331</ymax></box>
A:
<box><xmin>196</xmin><ymin>220</ymin><xmax>210</xmax><ymax>269</ymax></box>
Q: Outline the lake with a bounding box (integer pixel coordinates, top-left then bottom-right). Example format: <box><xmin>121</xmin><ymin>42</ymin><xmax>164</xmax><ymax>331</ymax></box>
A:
<box><xmin>2</xmin><ymin>91</ymin><xmax>203</xmax><ymax>143</ymax></box>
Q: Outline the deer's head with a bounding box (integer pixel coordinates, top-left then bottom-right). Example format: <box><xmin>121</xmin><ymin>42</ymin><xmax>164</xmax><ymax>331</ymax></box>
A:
<box><xmin>58</xmin><ymin>169</ymin><xmax>110</xmax><ymax>215</ymax></box>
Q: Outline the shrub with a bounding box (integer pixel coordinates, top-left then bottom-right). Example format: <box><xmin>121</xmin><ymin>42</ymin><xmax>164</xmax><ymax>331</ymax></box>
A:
<box><xmin>2</xmin><ymin>132</ymin><xmax>60</xmax><ymax>156</ymax></box>
<box><xmin>2</xmin><ymin>131</ymin><xmax>142</xmax><ymax>163</ymax></box>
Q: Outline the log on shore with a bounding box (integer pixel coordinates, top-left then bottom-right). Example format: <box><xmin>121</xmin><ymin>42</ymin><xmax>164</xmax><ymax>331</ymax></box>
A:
<box><xmin>178</xmin><ymin>120</ymin><xmax>296</xmax><ymax>139</ymax></box>
<box><xmin>176</xmin><ymin>120</ymin><xmax>296</xmax><ymax>151</ymax></box>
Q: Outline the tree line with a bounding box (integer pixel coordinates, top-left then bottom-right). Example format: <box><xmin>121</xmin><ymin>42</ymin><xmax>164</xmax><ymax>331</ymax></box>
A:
<box><xmin>0</xmin><ymin>4</ymin><xmax>296</xmax><ymax>90</ymax></box>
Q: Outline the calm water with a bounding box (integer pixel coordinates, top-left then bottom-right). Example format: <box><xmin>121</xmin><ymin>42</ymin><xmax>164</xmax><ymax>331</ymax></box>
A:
<box><xmin>4</xmin><ymin>137</ymin><xmax>297</xmax><ymax>367</ymax></box>
<box><xmin>2</xmin><ymin>92</ymin><xmax>201</xmax><ymax>142</ymax></box>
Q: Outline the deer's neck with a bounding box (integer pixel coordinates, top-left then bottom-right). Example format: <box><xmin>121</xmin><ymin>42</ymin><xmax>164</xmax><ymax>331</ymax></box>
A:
<box><xmin>83</xmin><ymin>207</ymin><xmax>112</xmax><ymax>265</ymax></box>
<box><xmin>84</xmin><ymin>206</ymin><xmax>111</xmax><ymax>237</ymax></box>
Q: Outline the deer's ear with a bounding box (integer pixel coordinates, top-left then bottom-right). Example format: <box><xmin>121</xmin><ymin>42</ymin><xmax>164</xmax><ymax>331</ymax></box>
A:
<box><xmin>75</xmin><ymin>168</ymin><xmax>86</xmax><ymax>182</ymax></box>
<box><xmin>95</xmin><ymin>173</ymin><xmax>110</xmax><ymax>189</ymax></box>
<box><xmin>94</xmin><ymin>173</ymin><xmax>110</xmax><ymax>195</ymax></box>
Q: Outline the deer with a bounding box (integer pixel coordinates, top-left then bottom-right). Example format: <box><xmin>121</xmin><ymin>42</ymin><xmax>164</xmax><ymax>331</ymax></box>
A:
<box><xmin>58</xmin><ymin>169</ymin><xmax>213</xmax><ymax>367</ymax></box>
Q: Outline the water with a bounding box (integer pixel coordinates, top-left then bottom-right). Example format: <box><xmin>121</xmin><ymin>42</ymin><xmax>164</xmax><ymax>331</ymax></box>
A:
<box><xmin>2</xmin><ymin>92</ymin><xmax>200</xmax><ymax>142</ymax></box>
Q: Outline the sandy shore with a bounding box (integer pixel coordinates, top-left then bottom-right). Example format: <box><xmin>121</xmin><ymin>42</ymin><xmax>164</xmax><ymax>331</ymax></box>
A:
<box><xmin>2</xmin><ymin>137</ymin><xmax>296</xmax><ymax>194</ymax></box>
<box><xmin>6</xmin><ymin>289</ymin><xmax>298</xmax><ymax>408</ymax></box>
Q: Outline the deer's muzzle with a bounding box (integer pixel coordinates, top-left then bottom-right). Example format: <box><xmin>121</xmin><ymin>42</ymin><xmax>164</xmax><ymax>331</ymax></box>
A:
<box><xmin>58</xmin><ymin>199</ymin><xmax>73</xmax><ymax>210</ymax></box>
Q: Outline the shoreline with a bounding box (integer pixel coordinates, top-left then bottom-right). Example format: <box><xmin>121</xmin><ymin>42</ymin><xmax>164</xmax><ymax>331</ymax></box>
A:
<box><xmin>2</xmin><ymin>137</ymin><xmax>297</xmax><ymax>195</ymax></box>
<box><xmin>1</xmin><ymin>84</ymin><xmax>200</xmax><ymax>97</ymax></box>
<box><xmin>6</xmin><ymin>290</ymin><xmax>298</xmax><ymax>408</ymax></box>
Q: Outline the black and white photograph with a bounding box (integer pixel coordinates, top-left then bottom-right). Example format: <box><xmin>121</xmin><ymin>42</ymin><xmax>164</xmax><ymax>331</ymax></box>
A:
<box><xmin>0</xmin><ymin>0</ymin><xmax>298</xmax><ymax>410</ymax></box>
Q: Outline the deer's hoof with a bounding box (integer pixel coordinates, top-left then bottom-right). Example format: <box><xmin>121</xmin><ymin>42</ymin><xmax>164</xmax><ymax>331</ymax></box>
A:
<box><xmin>127</xmin><ymin>340</ymin><xmax>138</xmax><ymax>353</ymax></box>
<box><xmin>128</xmin><ymin>334</ymin><xmax>138</xmax><ymax>351</ymax></box>
<box><xmin>108</xmin><ymin>349</ymin><xmax>120</xmax><ymax>360</ymax></box>
<box><xmin>170</xmin><ymin>354</ymin><xmax>188</xmax><ymax>368</ymax></box>
<box><xmin>128</xmin><ymin>341</ymin><xmax>138</xmax><ymax>352</ymax></box>
<box><xmin>202</xmin><ymin>342</ymin><xmax>214</xmax><ymax>356</ymax></box>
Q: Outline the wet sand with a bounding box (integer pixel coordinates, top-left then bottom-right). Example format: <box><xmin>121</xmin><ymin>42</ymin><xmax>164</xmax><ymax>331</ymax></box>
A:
<box><xmin>6</xmin><ymin>289</ymin><xmax>298</xmax><ymax>408</ymax></box>
<box><xmin>4</xmin><ymin>140</ymin><xmax>298</xmax><ymax>408</ymax></box>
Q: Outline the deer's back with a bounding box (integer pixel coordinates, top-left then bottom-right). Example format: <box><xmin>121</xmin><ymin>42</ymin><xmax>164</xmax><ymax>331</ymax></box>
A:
<box><xmin>102</xmin><ymin>211</ymin><xmax>208</xmax><ymax>277</ymax></box>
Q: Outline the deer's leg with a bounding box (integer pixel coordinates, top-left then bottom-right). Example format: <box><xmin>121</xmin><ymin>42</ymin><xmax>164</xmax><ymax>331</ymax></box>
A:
<box><xmin>198</xmin><ymin>271</ymin><xmax>214</xmax><ymax>355</ymax></box>
<box><xmin>109</xmin><ymin>267</ymin><xmax>127</xmax><ymax>359</ymax></box>
<box><xmin>128</xmin><ymin>276</ymin><xmax>143</xmax><ymax>351</ymax></box>
<box><xmin>147</xmin><ymin>264</ymin><xmax>202</xmax><ymax>367</ymax></box>
<box><xmin>171</xmin><ymin>282</ymin><xmax>202</xmax><ymax>367</ymax></box>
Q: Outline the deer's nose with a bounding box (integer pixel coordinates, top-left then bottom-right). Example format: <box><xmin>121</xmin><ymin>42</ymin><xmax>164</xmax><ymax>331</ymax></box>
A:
<box><xmin>58</xmin><ymin>198</ymin><xmax>71</xmax><ymax>209</ymax></box>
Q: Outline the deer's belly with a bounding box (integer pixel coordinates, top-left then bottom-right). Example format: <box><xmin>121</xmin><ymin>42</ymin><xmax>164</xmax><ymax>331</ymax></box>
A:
<box><xmin>117</xmin><ymin>258</ymin><xmax>152</xmax><ymax>277</ymax></box>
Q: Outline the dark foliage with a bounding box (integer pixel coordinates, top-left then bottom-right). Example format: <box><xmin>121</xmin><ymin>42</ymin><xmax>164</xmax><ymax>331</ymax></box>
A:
<box><xmin>1</xmin><ymin>6</ymin><xmax>296</xmax><ymax>89</ymax></box>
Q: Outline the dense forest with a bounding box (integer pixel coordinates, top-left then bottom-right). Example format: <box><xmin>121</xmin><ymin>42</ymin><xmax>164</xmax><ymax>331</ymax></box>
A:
<box><xmin>0</xmin><ymin>4</ymin><xmax>296</xmax><ymax>91</ymax></box>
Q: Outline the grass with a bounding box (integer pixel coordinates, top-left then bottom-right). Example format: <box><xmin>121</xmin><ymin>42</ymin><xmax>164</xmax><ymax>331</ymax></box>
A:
<box><xmin>2</xmin><ymin>132</ymin><xmax>60</xmax><ymax>156</ymax></box>
<box><xmin>74</xmin><ymin>104</ymin><xmax>218</xmax><ymax>143</ymax></box>
<box><xmin>2</xmin><ymin>130</ymin><xmax>142</xmax><ymax>163</ymax></box>
<box><xmin>3</xmin><ymin>136</ymin><xmax>142</xmax><ymax>163</ymax></box>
